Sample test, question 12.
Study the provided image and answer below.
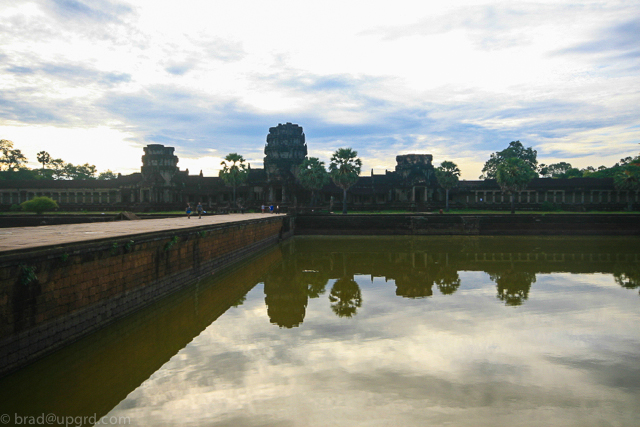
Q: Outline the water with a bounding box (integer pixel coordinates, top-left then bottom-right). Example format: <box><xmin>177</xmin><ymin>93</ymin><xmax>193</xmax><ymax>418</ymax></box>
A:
<box><xmin>1</xmin><ymin>236</ymin><xmax>639</xmax><ymax>426</ymax></box>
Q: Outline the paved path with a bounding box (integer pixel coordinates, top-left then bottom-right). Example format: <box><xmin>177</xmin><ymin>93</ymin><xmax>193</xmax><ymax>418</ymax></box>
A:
<box><xmin>0</xmin><ymin>214</ymin><xmax>284</xmax><ymax>253</ymax></box>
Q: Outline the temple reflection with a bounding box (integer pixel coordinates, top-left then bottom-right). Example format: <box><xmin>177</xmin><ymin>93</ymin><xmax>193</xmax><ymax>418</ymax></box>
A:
<box><xmin>262</xmin><ymin>236</ymin><xmax>640</xmax><ymax>326</ymax></box>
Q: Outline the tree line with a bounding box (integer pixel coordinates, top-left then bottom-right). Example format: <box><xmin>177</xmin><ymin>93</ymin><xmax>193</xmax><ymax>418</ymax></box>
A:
<box><xmin>4</xmin><ymin>137</ymin><xmax>638</xmax><ymax>214</ymax></box>
<box><xmin>0</xmin><ymin>139</ymin><xmax>117</xmax><ymax>180</ymax></box>
<box><xmin>479</xmin><ymin>140</ymin><xmax>640</xmax><ymax>212</ymax></box>
<box><xmin>221</xmin><ymin>140</ymin><xmax>639</xmax><ymax>214</ymax></box>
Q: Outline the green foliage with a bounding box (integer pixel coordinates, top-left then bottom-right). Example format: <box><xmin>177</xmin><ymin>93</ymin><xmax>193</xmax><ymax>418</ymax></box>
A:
<box><xmin>98</xmin><ymin>170</ymin><xmax>118</xmax><ymax>180</ymax></box>
<box><xmin>219</xmin><ymin>153</ymin><xmax>248</xmax><ymax>202</ymax></box>
<box><xmin>538</xmin><ymin>162</ymin><xmax>581</xmax><ymax>178</ymax></box>
<box><xmin>124</xmin><ymin>240</ymin><xmax>135</xmax><ymax>253</ymax></box>
<box><xmin>63</xmin><ymin>163</ymin><xmax>97</xmax><ymax>180</ymax></box>
<box><xmin>20</xmin><ymin>196</ymin><xmax>59</xmax><ymax>214</ymax></box>
<box><xmin>481</xmin><ymin>140</ymin><xmax>537</xmax><ymax>180</ymax></box>
<box><xmin>329</xmin><ymin>148</ymin><xmax>362</xmax><ymax>190</ymax></box>
<box><xmin>110</xmin><ymin>242</ymin><xmax>119</xmax><ymax>255</ymax></box>
<box><xmin>329</xmin><ymin>148</ymin><xmax>362</xmax><ymax>214</ymax></box>
<box><xmin>19</xmin><ymin>264</ymin><xmax>37</xmax><ymax>286</ymax></box>
<box><xmin>10</xmin><ymin>204</ymin><xmax>21</xmax><ymax>212</ymax></box>
<box><xmin>613</xmin><ymin>165</ymin><xmax>640</xmax><ymax>192</ymax></box>
<box><xmin>540</xmin><ymin>201</ymin><xmax>561</xmax><ymax>211</ymax></box>
<box><xmin>435</xmin><ymin>161</ymin><xmax>460</xmax><ymax>190</ymax></box>
<box><xmin>59</xmin><ymin>253</ymin><xmax>69</xmax><ymax>262</ymax></box>
<box><xmin>164</xmin><ymin>235</ymin><xmax>179</xmax><ymax>251</ymax></box>
<box><xmin>614</xmin><ymin>165</ymin><xmax>640</xmax><ymax>210</ymax></box>
<box><xmin>0</xmin><ymin>139</ymin><xmax>28</xmax><ymax>172</ymax></box>
<box><xmin>496</xmin><ymin>158</ymin><xmax>537</xmax><ymax>213</ymax></box>
<box><xmin>37</xmin><ymin>151</ymin><xmax>51</xmax><ymax>171</ymax></box>
<box><xmin>198</xmin><ymin>230</ymin><xmax>208</xmax><ymax>238</ymax></box>
<box><xmin>298</xmin><ymin>157</ymin><xmax>329</xmax><ymax>190</ymax></box>
<box><xmin>496</xmin><ymin>158</ymin><xmax>537</xmax><ymax>192</ymax></box>
<box><xmin>298</xmin><ymin>157</ymin><xmax>329</xmax><ymax>206</ymax></box>
<box><xmin>435</xmin><ymin>160</ymin><xmax>460</xmax><ymax>212</ymax></box>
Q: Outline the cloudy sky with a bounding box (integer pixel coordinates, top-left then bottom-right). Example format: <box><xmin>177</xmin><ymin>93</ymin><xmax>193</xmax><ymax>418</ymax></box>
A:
<box><xmin>1</xmin><ymin>0</ymin><xmax>639</xmax><ymax>179</ymax></box>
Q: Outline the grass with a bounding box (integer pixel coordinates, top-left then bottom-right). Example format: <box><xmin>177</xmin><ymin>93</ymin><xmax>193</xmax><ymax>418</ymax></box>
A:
<box><xmin>2</xmin><ymin>209</ymin><xmax>636</xmax><ymax>215</ymax></box>
<box><xmin>345</xmin><ymin>209</ymin><xmax>636</xmax><ymax>215</ymax></box>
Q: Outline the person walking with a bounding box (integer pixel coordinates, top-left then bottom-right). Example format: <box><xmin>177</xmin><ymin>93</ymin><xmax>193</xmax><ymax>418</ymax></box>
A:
<box><xmin>269</xmin><ymin>204</ymin><xmax>274</xmax><ymax>214</ymax></box>
<box><xmin>261</xmin><ymin>204</ymin><xmax>265</xmax><ymax>214</ymax></box>
<box><xmin>186</xmin><ymin>203</ymin><xmax>192</xmax><ymax>219</ymax></box>
<box><xmin>196</xmin><ymin>202</ymin><xmax>204</xmax><ymax>219</ymax></box>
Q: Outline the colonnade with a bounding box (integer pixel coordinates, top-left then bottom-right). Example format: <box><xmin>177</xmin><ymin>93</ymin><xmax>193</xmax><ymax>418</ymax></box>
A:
<box><xmin>0</xmin><ymin>190</ymin><xmax>121</xmax><ymax>205</ymax></box>
<box><xmin>471</xmin><ymin>190</ymin><xmax>639</xmax><ymax>205</ymax></box>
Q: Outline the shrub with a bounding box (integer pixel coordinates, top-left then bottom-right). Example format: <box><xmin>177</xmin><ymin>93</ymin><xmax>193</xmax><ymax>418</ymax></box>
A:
<box><xmin>540</xmin><ymin>201</ymin><xmax>561</xmax><ymax>211</ymax></box>
<box><xmin>9</xmin><ymin>204</ymin><xmax>21</xmax><ymax>212</ymax></box>
<box><xmin>20</xmin><ymin>196</ymin><xmax>59</xmax><ymax>214</ymax></box>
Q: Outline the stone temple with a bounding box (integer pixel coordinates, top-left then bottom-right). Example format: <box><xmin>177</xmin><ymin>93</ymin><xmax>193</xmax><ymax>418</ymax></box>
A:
<box><xmin>0</xmin><ymin>123</ymin><xmax>635</xmax><ymax>212</ymax></box>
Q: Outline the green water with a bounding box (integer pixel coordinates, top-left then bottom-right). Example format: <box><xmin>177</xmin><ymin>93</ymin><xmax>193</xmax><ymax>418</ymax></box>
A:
<box><xmin>1</xmin><ymin>236</ymin><xmax>639</xmax><ymax>426</ymax></box>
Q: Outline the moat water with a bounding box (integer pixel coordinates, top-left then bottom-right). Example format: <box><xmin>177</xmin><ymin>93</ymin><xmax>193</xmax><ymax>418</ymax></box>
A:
<box><xmin>1</xmin><ymin>236</ymin><xmax>639</xmax><ymax>426</ymax></box>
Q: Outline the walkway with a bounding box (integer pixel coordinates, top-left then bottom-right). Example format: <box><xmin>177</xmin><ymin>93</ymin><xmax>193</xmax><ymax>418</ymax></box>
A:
<box><xmin>0</xmin><ymin>213</ymin><xmax>283</xmax><ymax>253</ymax></box>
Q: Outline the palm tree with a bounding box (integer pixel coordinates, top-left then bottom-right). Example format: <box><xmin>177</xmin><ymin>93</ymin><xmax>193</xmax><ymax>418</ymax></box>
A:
<box><xmin>496</xmin><ymin>157</ymin><xmax>537</xmax><ymax>214</ymax></box>
<box><xmin>297</xmin><ymin>157</ymin><xmax>329</xmax><ymax>207</ymax></box>
<box><xmin>613</xmin><ymin>165</ymin><xmax>640</xmax><ymax>211</ymax></box>
<box><xmin>219</xmin><ymin>153</ymin><xmax>248</xmax><ymax>202</ymax></box>
<box><xmin>329</xmin><ymin>148</ymin><xmax>362</xmax><ymax>214</ymax></box>
<box><xmin>434</xmin><ymin>160</ymin><xmax>460</xmax><ymax>212</ymax></box>
<box><xmin>37</xmin><ymin>151</ymin><xmax>51</xmax><ymax>174</ymax></box>
<box><xmin>329</xmin><ymin>276</ymin><xmax>362</xmax><ymax>318</ymax></box>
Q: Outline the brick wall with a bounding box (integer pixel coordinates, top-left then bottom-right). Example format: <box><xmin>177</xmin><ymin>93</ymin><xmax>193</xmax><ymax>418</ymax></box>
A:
<box><xmin>0</xmin><ymin>216</ymin><xmax>289</xmax><ymax>377</ymax></box>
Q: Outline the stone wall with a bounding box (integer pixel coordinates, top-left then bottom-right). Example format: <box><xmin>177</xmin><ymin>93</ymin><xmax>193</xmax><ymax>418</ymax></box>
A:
<box><xmin>0</xmin><ymin>216</ymin><xmax>292</xmax><ymax>377</ymax></box>
<box><xmin>0</xmin><ymin>243</ymin><xmax>284</xmax><ymax>418</ymax></box>
<box><xmin>294</xmin><ymin>214</ymin><xmax>640</xmax><ymax>236</ymax></box>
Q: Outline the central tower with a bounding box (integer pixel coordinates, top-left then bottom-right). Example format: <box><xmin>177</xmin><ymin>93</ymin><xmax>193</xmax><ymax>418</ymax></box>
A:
<box><xmin>263</xmin><ymin>122</ymin><xmax>307</xmax><ymax>203</ymax></box>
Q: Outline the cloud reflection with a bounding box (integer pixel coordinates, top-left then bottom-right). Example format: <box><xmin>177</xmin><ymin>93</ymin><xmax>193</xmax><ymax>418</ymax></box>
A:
<box><xmin>104</xmin><ymin>236</ymin><xmax>640</xmax><ymax>426</ymax></box>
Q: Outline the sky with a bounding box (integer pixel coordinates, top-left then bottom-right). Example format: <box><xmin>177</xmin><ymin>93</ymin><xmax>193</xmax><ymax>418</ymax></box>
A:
<box><xmin>1</xmin><ymin>0</ymin><xmax>639</xmax><ymax>179</ymax></box>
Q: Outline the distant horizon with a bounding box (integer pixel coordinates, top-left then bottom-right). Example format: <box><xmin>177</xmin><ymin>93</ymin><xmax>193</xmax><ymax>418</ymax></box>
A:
<box><xmin>1</xmin><ymin>1</ymin><xmax>639</xmax><ymax>180</ymax></box>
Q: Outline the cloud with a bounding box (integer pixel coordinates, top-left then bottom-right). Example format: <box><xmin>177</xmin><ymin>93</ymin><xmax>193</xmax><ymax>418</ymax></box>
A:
<box><xmin>556</xmin><ymin>19</ymin><xmax>640</xmax><ymax>58</ymax></box>
<box><xmin>42</xmin><ymin>0</ymin><xmax>133</xmax><ymax>24</ymax></box>
<box><xmin>0</xmin><ymin>89</ymin><xmax>74</xmax><ymax>124</ymax></box>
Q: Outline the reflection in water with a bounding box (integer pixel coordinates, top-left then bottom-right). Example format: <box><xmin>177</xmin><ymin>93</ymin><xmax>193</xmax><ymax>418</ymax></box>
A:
<box><xmin>1</xmin><ymin>236</ymin><xmax>639</xmax><ymax>426</ymax></box>
<box><xmin>329</xmin><ymin>276</ymin><xmax>362</xmax><ymax>318</ymax></box>
<box><xmin>491</xmin><ymin>270</ymin><xmax>536</xmax><ymax>306</ymax></box>
<box><xmin>263</xmin><ymin>263</ymin><xmax>309</xmax><ymax>328</ymax></box>
<box><xmin>435</xmin><ymin>264</ymin><xmax>461</xmax><ymax>295</ymax></box>
<box><xmin>614</xmin><ymin>261</ymin><xmax>640</xmax><ymax>294</ymax></box>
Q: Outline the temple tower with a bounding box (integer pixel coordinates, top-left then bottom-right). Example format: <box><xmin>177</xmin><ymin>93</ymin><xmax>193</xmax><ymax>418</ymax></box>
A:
<box><xmin>139</xmin><ymin>144</ymin><xmax>180</xmax><ymax>204</ymax></box>
<box><xmin>394</xmin><ymin>154</ymin><xmax>437</xmax><ymax>203</ymax></box>
<box><xmin>263</xmin><ymin>123</ymin><xmax>307</xmax><ymax>202</ymax></box>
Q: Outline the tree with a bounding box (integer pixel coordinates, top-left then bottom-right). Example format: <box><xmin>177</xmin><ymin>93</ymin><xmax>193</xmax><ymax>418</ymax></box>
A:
<box><xmin>329</xmin><ymin>148</ymin><xmax>362</xmax><ymax>214</ymax></box>
<box><xmin>219</xmin><ymin>153</ymin><xmax>248</xmax><ymax>202</ymax></box>
<box><xmin>329</xmin><ymin>276</ymin><xmax>362</xmax><ymax>318</ymax></box>
<box><xmin>98</xmin><ymin>170</ymin><xmax>118</xmax><ymax>180</ymax></box>
<box><xmin>491</xmin><ymin>270</ymin><xmax>536</xmax><ymax>306</ymax></box>
<box><xmin>37</xmin><ymin>151</ymin><xmax>51</xmax><ymax>173</ymax></box>
<box><xmin>0</xmin><ymin>140</ymin><xmax>28</xmax><ymax>172</ymax></box>
<box><xmin>297</xmin><ymin>157</ymin><xmax>329</xmax><ymax>207</ymax></box>
<box><xmin>48</xmin><ymin>158</ymin><xmax>65</xmax><ymax>179</ymax></box>
<box><xmin>64</xmin><ymin>163</ymin><xmax>97</xmax><ymax>180</ymax></box>
<box><xmin>20</xmin><ymin>196</ymin><xmax>59</xmax><ymax>215</ymax></box>
<box><xmin>613</xmin><ymin>165</ymin><xmax>640</xmax><ymax>210</ymax></box>
<box><xmin>480</xmin><ymin>140</ymin><xmax>537</xmax><ymax>180</ymax></box>
<box><xmin>434</xmin><ymin>160</ymin><xmax>460</xmax><ymax>212</ymax></box>
<box><xmin>496</xmin><ymin>157</ymin><xmax>537</xmax><ymax>214</ymax></box>
<box><xmin>538</xmin><ymin>162</ymin><xmax>573</xmax><ymax>178</ymax></box>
